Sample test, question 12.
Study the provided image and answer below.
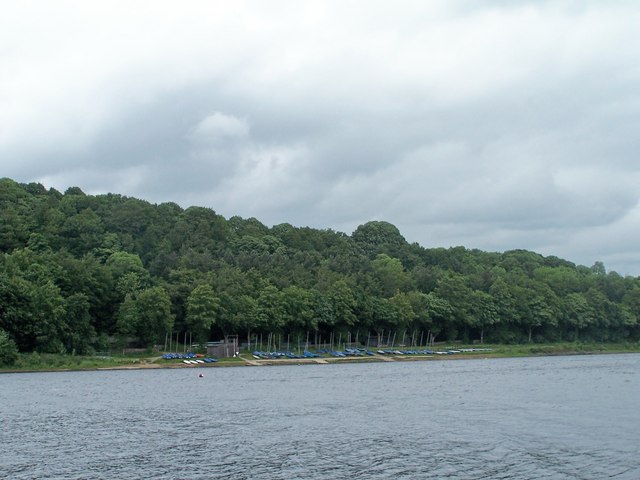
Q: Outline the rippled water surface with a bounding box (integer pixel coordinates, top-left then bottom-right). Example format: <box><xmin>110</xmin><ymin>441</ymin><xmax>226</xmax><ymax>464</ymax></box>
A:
<box><xmin>1</xmin><ymin>354</ymin><xmax>639</xmax><ymax>479</ymax></box>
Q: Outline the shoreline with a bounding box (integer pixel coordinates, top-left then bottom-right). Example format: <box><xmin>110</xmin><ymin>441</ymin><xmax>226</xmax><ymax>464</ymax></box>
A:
<box><xmin>2</xmin><ymin>346</ymin><xmax>639</xmax><ymax>374</ymax></box>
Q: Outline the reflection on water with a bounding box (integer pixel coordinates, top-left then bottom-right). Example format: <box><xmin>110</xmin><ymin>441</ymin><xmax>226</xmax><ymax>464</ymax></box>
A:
<box><xmin>1</xmin><ymin>354</ymin><xmax>639</xmax><ymax>479</ymax></box>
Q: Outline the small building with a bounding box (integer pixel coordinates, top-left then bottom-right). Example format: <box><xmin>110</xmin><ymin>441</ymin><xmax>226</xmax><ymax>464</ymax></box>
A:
<box><xmin>206</xmin><ymin>337</ymin><xmax>239</xmax><ymax>358</ymax></box>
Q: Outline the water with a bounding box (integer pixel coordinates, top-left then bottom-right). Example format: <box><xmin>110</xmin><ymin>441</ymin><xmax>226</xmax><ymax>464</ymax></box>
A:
<box><xmin>1</xmin><ymin>354</ymin><xmax>639</xmax><ymax>479</ymax></box>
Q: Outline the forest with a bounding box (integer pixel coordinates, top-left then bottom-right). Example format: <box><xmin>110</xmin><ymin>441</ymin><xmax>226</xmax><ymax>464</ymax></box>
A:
<box><xmin>1</xmin><ymin>177</ymin><xmax>639</xmax><ymax>362</ymax></box>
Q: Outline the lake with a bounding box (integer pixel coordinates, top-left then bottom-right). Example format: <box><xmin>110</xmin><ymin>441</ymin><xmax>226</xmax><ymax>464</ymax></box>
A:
<box><xmin>1</xmin><ymin>354</ymin><xmax>639</xmax><ymax>479</ymax></box>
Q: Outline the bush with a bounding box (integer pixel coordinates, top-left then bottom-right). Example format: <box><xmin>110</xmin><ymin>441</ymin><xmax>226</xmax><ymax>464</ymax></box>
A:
<box><xmin>0</xmin><ymin>329</ymin><xmax>19</xmax><ymax>366</ymax></box>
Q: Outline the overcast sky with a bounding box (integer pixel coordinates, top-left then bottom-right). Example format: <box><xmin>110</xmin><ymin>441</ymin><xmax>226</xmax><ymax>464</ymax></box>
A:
<box><xmin>2</xmin><ymin>1</ymin><xmax>640</xmax><ymax>275</ymax></box>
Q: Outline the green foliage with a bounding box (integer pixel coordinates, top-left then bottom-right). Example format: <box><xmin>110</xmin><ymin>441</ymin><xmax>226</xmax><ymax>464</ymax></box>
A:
<box><xmin>0</xmin><ymin>328</ymin><xmax>19</xmax><ymax>365</ymax></box>
<box><xmin>389</xmin><ymin>291</ymin><xmax>416</xmax><ymax>329</ymax></box>
<box><xmin>328</xmin><ymin>280</ymin><xmax>357</xmax><ymax>329</ymax></box>
<box><xmin>281</xmin><ymin>285</ymin><xmax>316</xmax><ymax>333</ymax></box>
<box><xmin>352</xmin><ymin>221</ymin><xmax>407</xmax><ymax>255</ymax></box>
<box><xmin>186</xmin><ymin>284</ymin><xmax>219</xmax><ymax>341</ymax></box>
<box><xmin>0</xmin><ymin>177</ymin><xmax>638</xmax><ymax>353</ymax></box>
<box><xmin>372</xmin><ymin>254</ymin><xmax>412</xmax><ymax>297</ymax></box>
<box><xmin>255</xmin><ymin>285</ymin><xmax>286</xmax><ymax>332</ymax></box>
<box><xmin>116</xmin><ymin>287</ymin><xmax>174</xmax><ymax>346</ymax></box>
<box><xmin>64</xmin><ymin>293</ymin><xmax>96</xmax><ymax>354</ymax></box>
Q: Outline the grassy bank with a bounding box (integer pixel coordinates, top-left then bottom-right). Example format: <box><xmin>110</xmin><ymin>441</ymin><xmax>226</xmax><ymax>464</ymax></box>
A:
<box><xmin>480</xmin><ymin>342</ymin><xmax>640</xmax><ymax>357</ymax></box>
<box><xmin>0</xmin><ymin>350</ymin><xmax>251</xmax><ymax>373</ymax></box>
<box><xmin>2</xmin><ymin>342</ymin><xmax>640</xmax><ymax>373</ymax></box>
<box><xmin>3</xmin><ymin>352</ymin><xmax>156</xmax><ymax>372</ymax></box>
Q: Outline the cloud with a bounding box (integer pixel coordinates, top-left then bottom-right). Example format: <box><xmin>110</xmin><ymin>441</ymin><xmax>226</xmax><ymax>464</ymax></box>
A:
<box><xmin>188</xmin><ymin>113</ymin><xmax>249</xmax><ymax>144</ymax></box>
<box><xmin>2</xmin><ymin>1</ymin><xmax>640</xmax><ymax>274</ymax></box>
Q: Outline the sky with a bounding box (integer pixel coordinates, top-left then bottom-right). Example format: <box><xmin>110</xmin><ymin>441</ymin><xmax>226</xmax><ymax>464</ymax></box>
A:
<box><xmin>2</xmin><ymin>1</ymin><xmax>640</xmax><ymax>275</ymax></box>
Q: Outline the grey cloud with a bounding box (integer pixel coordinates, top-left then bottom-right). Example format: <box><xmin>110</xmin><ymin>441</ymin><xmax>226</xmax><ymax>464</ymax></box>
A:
<box><xmin>188</xmin><ymin>113</ymin><xmax>249</xmax><ymax>145</ymax></box>
<box><xmin>3</xmin><ymin>1</ymin><xmax>640</xmax><ymax>274</ymax></box>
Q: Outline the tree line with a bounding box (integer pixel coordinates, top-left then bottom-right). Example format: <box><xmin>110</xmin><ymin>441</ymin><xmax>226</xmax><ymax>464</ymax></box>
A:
<box><xmin>1</xmin><ymin>177</ymin><xmax>639</xmax><ymax>360</ymax></box>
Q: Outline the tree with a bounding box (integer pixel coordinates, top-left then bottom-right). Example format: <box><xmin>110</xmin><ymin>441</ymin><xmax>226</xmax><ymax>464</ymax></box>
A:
<box><xmin>520</xmin><ymin>284</ymin><xmax>559</xmax><ymax>343</ymax></box>
<box><xmin>233</xmin><ymin>294</ymin><xmax>258</xmax><ymax>348</ymax></box>
<box><xmin>255</xmin><ymin>285</ymin><xmax>286</xmax><ymax>334</ymax></box>
<box><xmin>405</xmin><ymin>290</ymin><xmax>430</xmax><ymax>330</ymax></box>
<box><xmin>435</xmin><ymin>273</ymin><xmax>473</xmax><ymax>338</ymax></box>
<box><xmin>106</xmin><ymin>251</ymin><xmax>148</xmax><ymax>283</ymax></box>
<box><xmin>591</xmin><ymin>261</ymin><xmax>606</xmax><ymax>276</ymax></box>
<box><xmin>352</xmin><ymin>221</ymin><xmax>407</xmax><ymax>253</ymax></box>
<box><xmin>533</xmin><ymin>266</ymin><xmax>583</xmax><ymax>297</ymax></box>
<box><xmin>562</xmin><ymin>293</ymin><xmax>595</xmax><ymax>340</ymax></box>
<box><xmin>168</xmin><ymin>206</ymin><xmax>229</xmax><ymax>253</ymax></box>
<box><xmin>186</xmin><ymin>284</ymin><xmax>219</xmax><ymax>343</ymax></box>
<box><xmin>389</xmin><ymin>291</ymin><xmax>416</xmax><ymax>336</ymax></box>
<box><xmin>468</xmin><ymin>290</ymin><xmax>499</xmax><ymax>344</ymax></box>
<box><xmin>58</xmin><ymin>207</ymin><xmax>105</xmax><ymax>255</ymax></box>
<box><xmin>0</xmin><ymin>178</ymin><xmax>35</xmax><ymax>251</ymax></box>
<box><xmin>0</xmin><ymin>259</ymin><xmax>67</xmax><ymax>353</ymax></box>
<box><xmin>371</xmin><ymin>254</ymin><xmax>411</xmax><ymax>297</ymax></box>
<box><xmin>312</xmin><ymin>289</ymin><xmax>335</xmax><ymax>333</ymax></box>
<box><xmin>0</xmin><ymin>328</ymin><xmax>18</xmax><ymax>365</ymax></box>
<box><xmin>328</xmin><ymin>280</ymin><xmax>357</xmax><ymax>330</ymax></box>
<box><xmin>281</xmin><ymin>286</ymin><xmax>316</xmax><ymax>334</ymax></box>
<box><xmin>63</xmin><ymin>293</ymin><xmax>95</xmax><ymax>354</ymax></box>
<box><xmin>117</xmin><ymin>287</ymin><xmax>174</xmax><ymax>347</ymax></box>
<box><xmin>367</xmin><ymin>296</ymin><xmax>396</xmax><ymax>337</ymax></box>
<box><xmin>622</xmin><ymin>287</ymin><xmax>640</xmax><ymax>321</ymax></box>
<box><xmin>423</xmin><ymin>292</ymin><xmax>453</xmax><ymax>344</ymax></box>
<box><xmin>116</xmin><ymin>293</ymin><xmax>139</xmax><ymax>336</ymax></box>
<box><xmin>139</xmin><ymin>287</ymin><xmax>174</xmax><ymax>346</ymax></box>
<box><xmin>489</xmin><ymin>277</ymin><xmax>518</xmax><ymax>324</ymax></box>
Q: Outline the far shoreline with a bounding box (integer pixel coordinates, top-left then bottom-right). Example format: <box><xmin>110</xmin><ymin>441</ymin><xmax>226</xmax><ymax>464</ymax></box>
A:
<box><xmin>2</xmin><ymin>344</ymin><xmax>640</xmax><ymax>374</ymax></box>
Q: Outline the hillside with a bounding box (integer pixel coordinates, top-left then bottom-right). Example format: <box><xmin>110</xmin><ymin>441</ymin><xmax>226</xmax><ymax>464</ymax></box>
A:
<box><xmin>1</xmin><ymin>177</ymin><xmax>639</xmax><ymax>359</ymax></box>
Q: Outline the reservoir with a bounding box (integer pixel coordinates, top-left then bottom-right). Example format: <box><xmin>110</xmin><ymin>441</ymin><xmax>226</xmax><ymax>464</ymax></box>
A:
<box><xmin>1</xmin><ymin>354</ymin><xmax>639</xmax><ymax>479</ymax></box>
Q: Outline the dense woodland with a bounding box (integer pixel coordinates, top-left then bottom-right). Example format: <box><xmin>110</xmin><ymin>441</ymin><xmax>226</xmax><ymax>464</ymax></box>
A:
<box><xmin>1</xmin><ymin>177</ymin><xmax>640</xmax><ymax>360</ymax></box>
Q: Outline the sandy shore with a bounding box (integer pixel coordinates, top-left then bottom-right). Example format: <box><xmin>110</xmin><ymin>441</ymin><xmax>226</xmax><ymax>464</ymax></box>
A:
<box><xmin>91</xmin><ymin>352</ymin><xmax>500</xmax><ymax>370</ymax></box>
<box><xmin>2</xmin><ymin>348</ymin><xmax>637</xmax><ymax>374</ymax></box>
